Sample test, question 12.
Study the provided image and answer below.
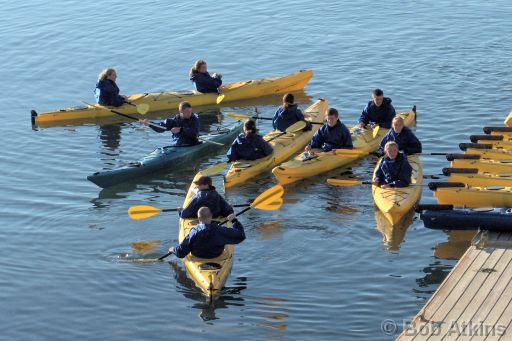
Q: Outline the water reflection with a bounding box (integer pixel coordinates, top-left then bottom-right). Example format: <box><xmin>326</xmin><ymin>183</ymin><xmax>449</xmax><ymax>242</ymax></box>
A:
<box><xmin>256</xmin><ymin>297</ymin><xmax>289</xmax><ymax>333</ymax></box>
<box><xmin>434</xmin><ymin>230</ymin><xmax>477</xmax><ymax>260</ymax></box>
<box><xmin>169</xmin><ymin>261</ymin><xmax>247</xmax><ymax>321</ymax></box>
<box><xmin>255</xmin><ymin>221</ymin><xmax>283</xmax><ymax>240</ymax></box>
<box><xmin>374</xmin><ymin>208</ymin><xmax>416</xmax><ymax>252</ymax></box>
<box><xmin>99</xmin><ymin>124</ymin><xmax>122</xmax><ymax>151</ymax></box>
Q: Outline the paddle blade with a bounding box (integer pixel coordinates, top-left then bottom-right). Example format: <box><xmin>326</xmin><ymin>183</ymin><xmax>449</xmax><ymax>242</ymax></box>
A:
<box><xmin>251</xmin><ymin>185</ymin><xmax>285</xmax><ymax>208</ymax></box>
<box><xmin>372</xmin><ymin>125</ymin><xmax>381</xmax><ymax>138</ymax></box>
<box><xmin>136</xmin><ymin>103</ymin><xmax>150</xmax><ymax>115</ymax></box>
<box><xmin>203</xmin><ymin>162</ymin><xmax>229</xmax><ymax>176</ymax></box>
<box><xmin>226</xmin><ymin>112</ymin><xmax>252</xmax><ymax>120</ymax></box>
<box><xmin>326</xmin><ymin>178</ymin><xmax>364</xmax><ymax>186</ymax></box>
<box><xmin>252</xmin><ymin>197</ymin><xmax>283</xmax><ymax>211</ymax></box>
<box><xmin>334</xmin><ymin>148</ymin><xmax>364</xmax><ymax>156</ymax></box>
<box><xmin>286</xmin><ymin>120</ymin><xmax>307</xmax><ymax>133</ymax></box>
<box><xmin>216</xmin><ymin>94</ymin><xmax>225</xmax><ymax>104</ymax></box>
<box><xmin>128</xmin><ymin>205</ymin><xmax>162</xmax><ymax>220</ymax></box>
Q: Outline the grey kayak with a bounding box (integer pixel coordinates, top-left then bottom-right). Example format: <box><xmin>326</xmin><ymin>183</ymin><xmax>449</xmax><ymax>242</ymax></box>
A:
<box><xmin>88</xmin><ymin>121</ymin><xmax>242</xmax><ymax>188</ymax></box>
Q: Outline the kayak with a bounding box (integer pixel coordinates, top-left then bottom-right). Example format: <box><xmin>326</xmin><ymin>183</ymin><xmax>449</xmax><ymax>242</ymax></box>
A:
<box><xmin>460</xmin><ymin>143</ymin><xmax>512</xmax><ymax>160</ymax></box>
<box><xmin>443</xmin><ymin>168</ymin><xmax>512</xmax><ymax>187</ymax></box>
<box><xmin>372</xmin><ymin>154</ymin><xmax>423</xmax><ymax>225</ymax></box>
<box><xmin>223</xmin><ymin>98</ymin><xmax>328</xmax><ymax>189</ymax></box>
<box><xmin>31</xmin><ymin>70</ymin><xmax>314</xmax><ymax>126</ymax></box>
<box><xmin>87</xmin><ymin>121</ymin><xmax>243</xmax><ymax>188</ymax></box>
<box><xmin>418</xmin><ymin>204</ymin><xmax>512</xmax><ymax>231</ymax></box>
<box><xmin>451</xmin><ymin>158</ymin><xmax>512</xmax><ymax>174</ymax></box>
<box><xmin>429</xmin><ymin>182</ymin><xmax>512</xmax><ymax>208</ymax></box>
<box><xmin>272</xmin><ymin>108</ymin><xmax>417</xmax><ymax>185</ymax></box>
<box><xmin>179</xmin><ymin>172</ymin><xmax>234</xmax><ymax>299</ymax></box>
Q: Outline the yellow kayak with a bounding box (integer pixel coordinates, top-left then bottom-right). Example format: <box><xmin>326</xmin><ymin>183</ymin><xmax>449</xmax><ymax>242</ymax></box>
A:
<box><xmin>444</xmin><ymin>168</ymin><xmax>512</xmax><ymax>187</ymax></box>
<box><xmin>32</xmin><ymin>70</ymin><xmax>314</xmax><ymax>125</ymax></box>
<box><xmin>372</xmin><ymin>154</ymin><xmax>423</xmax><ymax>225</ymax></box>
<box><xmin>272</xmin><ymin>108</ymin><xmax>417</xmax><ymax>185</ymax></box>
<box><xmin>179</xmin><ymin>171</ymin><xmax>234</xmax><ymax>299</ymax></box>
<box><xmin>430</xmin><ymin>182</ymin><xmax>512</xmax><ymax>208</ymax></box>
<box><xmin>461</xmin><ymin>144</ymin><xmax>512</xmax><ymax>160</ymax></box>
<box><xmin>451</xmin><ymin>158</ymin><xmax>512</xmax><ymax>174</ymax></box>
<box><xmin>224</xmin><ymin>98</ymin><xmax>328</xmax><ymax>189</ymax></box>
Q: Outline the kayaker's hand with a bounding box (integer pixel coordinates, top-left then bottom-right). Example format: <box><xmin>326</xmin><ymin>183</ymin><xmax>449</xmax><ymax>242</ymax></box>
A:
<box><xmin>142</xmin><ymin>119</ymin><xmax>150</xmax><ymax>126</ymax></box>
<box><xmin>381</xmin><ymin>184</ymin><xmax>391</xmax><ymax>189</ymax></box>
<box><xmin>357</xmin><ymin>123</ymin><xmax>366</xmax><ymax>129</ymax></box>
<box><xmin>212</xmin><ymin>73</ymin><xmax>222</xmax><ymax>79</ymax></box>
<box><xmin>227</xmin><ymin>213</ymin><xmax>236</xmax><ymax>222</ymax></box>
<box><xmin>168</xmin><ymin>247</ymin><xmax>175</xmax><ymax>254</ymax></box>
<box><xmin>304</xmin><ymin>145</ymin><xmax>311</xmax><ymax>152</ymax></box>
<box><xmin>171</xmin><ymin>127</ymin><xmax>181</xmax><ymax>134</ymax></box>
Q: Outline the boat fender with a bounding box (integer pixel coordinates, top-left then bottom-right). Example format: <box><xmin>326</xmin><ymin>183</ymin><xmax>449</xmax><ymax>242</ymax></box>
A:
<box><xmin>446</xmin><ymin>154</ymin><xmax>481</xmax><ymax>161</ymax></box>
<box><xmin>459</xmin><ymin>143</ymin><xmax>493</xmax><ymax>151</ymax></box>
<box><xmin>428</xmin><ymin>182</ymin><xmax>466</xmax><ymax>191</ymax></box>
<box><xmin>470</xmin><ymin>134</ymin><xmax>503</xmax><ymax>142</ymax></box>
<box><xmin>442</xmin><ymin>167</ymin><xmax>479</xmax><ymax>175</ymax></box>
<box><xmin>414</xmin><ymin>204</ymin><xmax>454</xmax><ymax>212</ymax></box>
<box><xmin>483</xmin><ymin>126</ymin><xmax>512</xmax><ymax>134</ymax></box>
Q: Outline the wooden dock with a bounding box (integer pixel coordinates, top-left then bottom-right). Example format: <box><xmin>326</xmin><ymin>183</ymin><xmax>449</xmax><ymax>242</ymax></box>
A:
<box><xmin>397</xmin><ymin>231</ymin><xmax>512</xmax><ymax>340</ymax></box>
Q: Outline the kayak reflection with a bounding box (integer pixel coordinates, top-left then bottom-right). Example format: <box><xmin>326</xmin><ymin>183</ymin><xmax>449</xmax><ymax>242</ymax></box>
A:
<box><xmin>374</xmin><ymin>207</ymin><xmax>415</xmax><ymax>251</ymax></box>
<box><xmin>434</xmin><ymin>230</ymin><xmax>477</xmax><ymax>260</ymax></box>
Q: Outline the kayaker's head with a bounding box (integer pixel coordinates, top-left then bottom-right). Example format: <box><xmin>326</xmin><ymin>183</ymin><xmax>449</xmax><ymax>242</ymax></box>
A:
<box><xmin>326</xmin><ymin>108</ymin><xmax>339</xmax><ymax>127</ymax></box>
<box><xmin>194</xmin><ymin>175</ymin><xmax>213</xmax><ymax>191</ymax></box>
<box><xmin>189</xmin><ymin>59</ymin><xmax>207</xmax><ymax>77</ymax></box>
<box><xmin>179</xmin><ymin>101</ymin><xmax>193</xmax><ymax>119</ymax></box>
<box><xmin>372</xmin><ymin>88</ymin><xmax>384</xmax><ymax>107</ymax></box>
<box><xmin>98</xmin><ymin>68</ymin><xmax>117</xmax><ymax>82</ymax></box>
<box><xmin>197</xmin><ymin>207</ymin><xmax>213</xmax><ymax>225</ymax></box>
<box><xmin>283</xmin><ymin>93</ymin><xmax>295</xmax><ymax>109</ymax></box>
<box><xmin>384</xmin><ymin>141</ymin><xmax>399</xmax><ymax>160</ymax></box>
<box><xmin>243</xmin><ymin>119</ymin><xmax>258</xmax><ymax>137</ymax></box>
<box><xmin>392</xmin><ymin>116</ymin><xmax>404</xmax><ymax>134</ymax></box>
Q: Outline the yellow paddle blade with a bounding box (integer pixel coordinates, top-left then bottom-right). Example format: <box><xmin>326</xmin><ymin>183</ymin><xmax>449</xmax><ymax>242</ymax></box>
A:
<box><xmin>131</xmin><ymin>240</ymin><xmax>161</xmax><ymax>253</ymax></box>
<box><xmin>226</xmin><ymin>112</ymin><xmax>252</xmax><ymax>120</ymax></box>
<box><xmin>216</xmin><ymin>94</ymin><xmax>225</xmax><ymax>104</ymax></box>
<box><xmin>251</xmin><ymin>185</ymin><xmax>285</xmax><ymax>208</ymax></box>
<box><xmin>202</xmin><ymin>162</ymin><xmax>229</xmax><ymax>176</ymax></box>
<box><xmin>128</xmin><ymin>93</ymin><xmax>147</xmax><ymax>101</ymax></box>
<box><xmin>372</xmin><ymin>125</ymin><xmax>381</xmax><ymax>138</ymax></box>
<box><xmin>334</xmin><ymin>148</ymin><xmax>364</xmax><ymax>156</ymax></box>
<box><xmin>136</xmin><ymin>103</ymin><xmax>150</xmax><ymax>115</ymax></box>
<box><xmin>326</xmin><ymin>178</ymin><xmax>363</xmax><ymax>186</ymax></box>
<box><xmin>252</xmin><ymin>197</ymin><xmax>283</xmax><ymax>211</ymax></box>
<box><xmin>128</xmin><ymin>205</ymin><xmax>162</xmax><ymax>220</ymax></box>
<box><xmin>286</xmin><ymin>120</ymin><xmax>306</xmax><ymax>133</ymax></box>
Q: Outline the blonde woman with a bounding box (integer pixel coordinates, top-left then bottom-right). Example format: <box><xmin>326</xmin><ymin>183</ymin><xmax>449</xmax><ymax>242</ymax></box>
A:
<box><xmin>189</xmin><ymin>60</ymin><xmax>222</xmax><ymax>93</ymax></box>
<box><xmin>94</xmin><ymin>68</ymin><xmax>126</xmax><ymax>106</ymax></box>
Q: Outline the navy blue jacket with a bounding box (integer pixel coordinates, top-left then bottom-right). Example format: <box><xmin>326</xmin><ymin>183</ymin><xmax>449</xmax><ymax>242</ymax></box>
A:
<box><xmin>95</xmin><ymin>79</ymin><xmax>125</xmax><ymax>107</ymax></box>
<box><xmin>378</xmin><ymin>126</ymin><xmax>422</xmax><ymax>155</ymax></box>
<box><xmin>359</xmin><ymin>97</ymin><xmax>396</xmax><ymax>128</ymax></box>
<box><xmin>227</xmin><ymin>133</ymin><xmax>273</xmax><ymax>161</ymax></box>
<box><xmin>174</xmin><ymin>220</ymin><xmax>245</xmax><ymax>259</ymax></box>
<box><xmin>272</xmin><ymin>104</ymin><xmax>312</xmax><ymax>132</ymax></box>
<box><xmin>374</xmin><ymin>152</ymin><xmax>413</xmax><ymax>187</ymax></box>
<box><xmin>149</xmin><ymin>114</ymin><xmax>200</xmax><ymax>146</ymax></box>
<box><xmin>180</xmin><ymin>187</ymin><xmax>234</xmax><ymax>219</ymax></box>
<box><xmin>191</xmin><ymin>72</ymin><xmax>222</xmax><ymax>93</ymax></box>
<box><xmin>308</xmin><ymin>120</ymin><xmax>353</xmax><ymax>151</ymax></box>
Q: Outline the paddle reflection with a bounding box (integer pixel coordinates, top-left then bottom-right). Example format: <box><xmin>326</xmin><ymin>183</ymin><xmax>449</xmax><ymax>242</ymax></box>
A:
<box><xmin>255</xmin><ymin>221</ymin><xmax>283</xmax><ymax>240</ymax></box>
<box><xmin>256</xmin><ymin>297</ymin><xmax>289</xmax><ymax>332</ymax></box>
<box><xmin>374</xmin><ymin>208</ymin><xmax>415</xmax><ymax>252</ymax></box>
<box><xmin>169</xmin><ymin>261</ymin><xmax>247</xmax><ymax>321</ymax></box>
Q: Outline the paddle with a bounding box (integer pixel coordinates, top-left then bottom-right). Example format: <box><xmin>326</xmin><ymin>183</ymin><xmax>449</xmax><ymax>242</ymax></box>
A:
<box><xmin>226</xmin><ymin>112</ymin><xmax>324</xmax><ymax>125</ymax></box>
<box><xmin>83</xmin><ymin>101</ymin><xmax>224</xmax><ymax>146</ymax></box>
<box><xmin>202</xmin><ymin>120</ymin><xmax>308</xmax><ymax>176</ymax></box>
<box><xmin>157</xmin><ymin>184</ymin><xmax>285</xmax><ymax>260</ymax></box>
<box><xmin>326</xmin><ymin>178</ymin><xmax>428</xmax><ymax>187</ymax></box>
<box><xmin>216</xmin><ymin>94</ymin><xmax>225</xmax><ymax>104</ymax></box>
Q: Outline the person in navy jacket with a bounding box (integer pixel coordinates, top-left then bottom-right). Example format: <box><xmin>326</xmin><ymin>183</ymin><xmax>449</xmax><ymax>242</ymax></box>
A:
<box><xmin>378</xmin><ymin>116</ymin><xmax>422</xmax><ymax>155</ymax></box>
<box><xmin>142</xmin><ymin>101</ymin><xmax>200</xmax><ymax>146</ymax></box>
<box><xmin>179</xmin><ymin>175</ymin><xmax>234</xmax><ymax>219</ymax></box>
<box><xmin>374</xmin><ymin>141</ymin><xmax>412</xmax><ymax>188</ymax></box>
<box><xmin>273</xmin><ymin>93</ymin><xmax>312</xmax><ymax>132</ymax></box>
<box><xmin>169</xmin><ymin>207</ymin><xmax>245</xmax><ymax>259</ymax></box>
<box><xmin>227</xmin><ymin>120</ymin><xmax>273</xmax><ymax>161</ymax></box>
<box><xmin>358</xmin><ymin>88</ymin><xmax>396</xmax><ymax>129</ymax></box>
<box><xmin>94</xmin><ymin>68</ymin><xmax>126</xmax><ymax>107</ymax></box>
<box><xmin>305</xmin><ymin>108</ymin><xmax>353</xmax><ymax>152</ymax></box>
<box><xmin>189</xmin><ymin>60</ymin><xmax>222</xmax><ymax>93</ymax></box>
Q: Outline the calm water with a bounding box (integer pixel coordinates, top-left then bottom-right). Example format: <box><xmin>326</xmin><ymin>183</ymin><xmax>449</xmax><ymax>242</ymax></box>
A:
<box><xmin>1</xmin><ymin>0</ymin><xmax>512</xmax><ymax>339</ymax></box>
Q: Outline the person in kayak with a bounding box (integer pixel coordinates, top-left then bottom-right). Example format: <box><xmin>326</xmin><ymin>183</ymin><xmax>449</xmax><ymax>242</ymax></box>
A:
<box><xmin>189</xmin><ymin>60</ymin><xmax>223</xmax><ymax>93</ymax></box>
<box><xmin>142</xmin><ymin>101</ymin><xmax>200</xmax><ymax>146</ymax></box>
<box><xmin>377</xmin><ymin>116</ymin><xmax>422</xmax><ymax>155</ymax></box>
<box><xmin>273</xmin><ymin>93</ymin><xmax>312</xmax><ymax>132</ymax></box>
<box><xmin>357</xmin><ymin>88</ymin><xmax>396</xmax><ymax>129</ymax></box>
<box><xmin>305</xmin><ymin>108</ymin><xmax>353</xmax><ymax>152</ymax></box>
<box><xmin>169</xmin><ymin>207</ymin><xmax>245</xmax><ymax>259</ymax></box>
<box><xmin>373</xmin><ymin>141</ymin><xmax>412</xmax><ymax>188</ymax></box>
<box><xmin>226</xmin><ymin>120</ymin><xmax>273</xmax><ymax>161</ymax></box>
<box><xmin>94</xmin><ymin>68</ymin><xmax>127</xmax><ymax>107</ymax></box>
<box><xmin>179</xmin><ymin>175</ymin><xmax>234</xmax><ymax>219</ymax></box>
